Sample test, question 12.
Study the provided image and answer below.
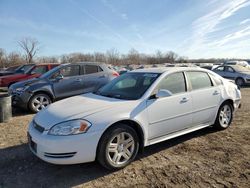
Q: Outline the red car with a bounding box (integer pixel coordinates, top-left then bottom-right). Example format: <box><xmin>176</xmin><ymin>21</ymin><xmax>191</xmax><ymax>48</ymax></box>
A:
<box><xmin>0</xmin><ymin>64</ymin><xmax>59</xmax><ymax>87</ymax></box>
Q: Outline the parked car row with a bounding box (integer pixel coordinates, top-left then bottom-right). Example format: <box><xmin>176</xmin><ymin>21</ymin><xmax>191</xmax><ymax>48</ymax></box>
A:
<box><xmin>0</xmin><ymin>64</ymin><xmax>35</xmax><ymax>77</ymax></box>
<box><xmin>2</xmin><ymin>62</ymin><xmax>242</xmax><ymax>170</ymax></box>
<box><xmin>0</xmin><ymin>64</ymin><xmax>59</xmax><ymax>87</ymax></box>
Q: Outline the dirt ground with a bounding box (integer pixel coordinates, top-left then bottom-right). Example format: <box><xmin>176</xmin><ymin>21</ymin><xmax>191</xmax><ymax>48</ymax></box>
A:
<box><xmin>0</xmin><ymin>89</ymin><xmax>249</xmax><ymax>188</ymax></box>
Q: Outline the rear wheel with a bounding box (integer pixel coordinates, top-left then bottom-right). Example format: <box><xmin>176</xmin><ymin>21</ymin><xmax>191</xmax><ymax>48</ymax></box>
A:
<box><xmin>28</xmin><ymin>93</ymin><xmax>51</xmax><ymax>113</ymax></box>
<box><xmin>214</xmin><ymin>102</ymin><xmax>233</xmax><ymax>130</ymax></box>
<box><xmin>97</xmin><ymin>124</ymin><xmax>139</xmax><ymax>170</ymax></box>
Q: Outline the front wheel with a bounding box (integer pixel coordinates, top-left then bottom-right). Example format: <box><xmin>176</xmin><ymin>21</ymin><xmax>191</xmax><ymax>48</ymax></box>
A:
<box><xmin>214</xmin><ymin>103</ymin><xmax>233</xmax><ymax>130</ymax></box>
<box><xmin>235</xmin><ymin>77</ymin><xmax>244</xmax><ymax>87</ymax></box>
<box><xmin>28</xmin><ymin>93</ymin><xmax>52</xmax><ymax>113</ymax></box>
<box><xmin>97</xmin><ymin>124</ymin><xmax>139</xmax><ymax>170</ymax></box>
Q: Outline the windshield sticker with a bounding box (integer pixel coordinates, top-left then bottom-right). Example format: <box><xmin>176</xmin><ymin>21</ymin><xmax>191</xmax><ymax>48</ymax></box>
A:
<box><xmin>143</xmin><ymin>73</ymin><xmax>158</xmax><ymax>78</ymax></box>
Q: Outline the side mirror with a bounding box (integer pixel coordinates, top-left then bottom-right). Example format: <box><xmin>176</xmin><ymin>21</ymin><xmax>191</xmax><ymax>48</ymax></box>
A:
<box><xmin>55</xmin><ymin>74</ymin><xmax>63</xmax><ymax>81</ymax></box>
<box><xmin>155</xmin><ymin>89</ymin><xmax>172</xmax><ymax>98</ymax></box>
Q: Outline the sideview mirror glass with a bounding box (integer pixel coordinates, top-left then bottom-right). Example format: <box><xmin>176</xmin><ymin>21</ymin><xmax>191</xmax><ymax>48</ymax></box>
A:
<box><xmin>55</xmin><ymin>74</ymin><xmax>63</xmax><ymax>81</ymax></box>
<box><xmin>155</xmin><ymin>89</ymin><xmax>172</xmax><ymax>98</ymax></box>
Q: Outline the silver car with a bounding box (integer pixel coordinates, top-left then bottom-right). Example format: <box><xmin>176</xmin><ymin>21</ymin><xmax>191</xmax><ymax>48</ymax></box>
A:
<box><xmin>9</xmin><ymin>62</ymin><xmax>119</xmax><ymax>112</ymax></box>
<box><xmin>213</xmin><ymin>65</ymin><xmax>250</xmax><ymax>86</ymax></box>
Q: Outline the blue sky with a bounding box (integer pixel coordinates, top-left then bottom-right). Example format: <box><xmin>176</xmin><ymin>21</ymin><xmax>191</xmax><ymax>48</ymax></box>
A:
<box><xmin>0</xmin><ymin>0</ymin><xmax>250</xmax><ymax>59</ymax></box>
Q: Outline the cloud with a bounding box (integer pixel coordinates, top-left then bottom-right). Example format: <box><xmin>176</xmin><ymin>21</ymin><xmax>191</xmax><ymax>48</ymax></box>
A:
<box><xmin>121</xmin><ymin>13</ymin><xmax>128</xmax><ymax>20</ymax></box>
<box><xmin>211</xmin><ymin>26</ymin><xmax>250</xmax><ymax>46</ymax></box>
<box><xmin>240</xmin><ymin>18</ymin><xmax>250</xmax><ymax>25</ymax></box>
<box><xmin>193</xmin><ymin>0</ymin><xmax>250</xmax><ymax>40</ymax></box>
<box><xmin>185</xmin><ymin>0</ymin><xmax>250</xmax><ymax>56</ymax></box>
<box><xmin>101</xmin><ymin>0</ymin><xmax>128</xmax><ymax>20</ymax></box>
<box><xmin>69</xmin><ymin>0</ymin><xmax>135</xmax><ymax>48</ymax></box>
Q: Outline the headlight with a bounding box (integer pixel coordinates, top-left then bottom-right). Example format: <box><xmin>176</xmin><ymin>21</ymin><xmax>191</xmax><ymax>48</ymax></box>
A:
<box><xmin>48</xmin><ymin>119</ymin><xmax>92</xmax><ymax>136</ymax></box>
<box><xmin>15</xmin><ymin>86</ymin><xmax>29</xmax><ymax>93</ymax></box>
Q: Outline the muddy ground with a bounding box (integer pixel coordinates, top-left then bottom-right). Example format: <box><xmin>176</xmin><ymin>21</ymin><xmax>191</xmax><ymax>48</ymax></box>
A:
<box><xmin>0</xmin><ymin>89</ymin><xmax>249</xmax><ymax>188</ymax></box>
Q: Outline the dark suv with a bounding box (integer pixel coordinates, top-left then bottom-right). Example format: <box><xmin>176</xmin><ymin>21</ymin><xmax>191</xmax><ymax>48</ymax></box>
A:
<box><xmin>9</xmin><ymin>62</ymin><xmax>119</xmax><ymax>112</ymax></box>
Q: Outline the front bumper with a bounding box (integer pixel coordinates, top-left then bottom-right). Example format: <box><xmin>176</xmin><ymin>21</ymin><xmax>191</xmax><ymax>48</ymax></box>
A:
<box><xmin>28</xmin><ymin>121</ymin><xmax>102</xmax><ymax>165</ymax></box>
<box><xmin>10</xmin><ymin>91</ymin><xmax>32</xmax><ymax>109</ymax></box>
<box><xmin>234</xmin><ymin>99</ymin><xmax>241</xmax><ymax>108</ymax></box>
<box><xmin>245</xmin><ymin>78</ymin><xmax>250</xmax><ymax>84</ymax></box>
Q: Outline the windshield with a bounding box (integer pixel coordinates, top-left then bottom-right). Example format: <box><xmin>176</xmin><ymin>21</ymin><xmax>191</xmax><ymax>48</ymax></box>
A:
<box><xmin>6</xmin><ymin>65</ymin><xmax>19</xmax><ymax>71</ymax></box>
<box><xmin>17</xmin><ymin>64</ymin><xmax>35</xmax><ymax>73</ymax></box>
<box><xmin>95</xmin><ymin>72</ymin><xmax>160</xmax><ymax>100</ymax></box>
<box><xmin>39</xmin><ymin>64</ymin><xmax>63</xmax><ymax>79</ymax></box>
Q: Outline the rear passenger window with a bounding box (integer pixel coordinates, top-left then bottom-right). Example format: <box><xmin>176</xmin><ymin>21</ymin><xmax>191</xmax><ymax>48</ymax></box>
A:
<box><xmin>84</xmin><ymin>65</ymin><xmax>102</xmax><ymax>74</ymax></box>
<box><xmin>186</xmin><ymin>72</ymin><xmax>212</xmax><ymax>90</ymax></box>
<box><xmin>157</xmin><ymin>72</ymin><xmax>186</xmax><ymax>94</ymax></box>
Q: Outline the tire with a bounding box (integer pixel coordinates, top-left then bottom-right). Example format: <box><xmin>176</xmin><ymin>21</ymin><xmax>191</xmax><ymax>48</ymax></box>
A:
<box><xmin>97</xmin><ymin>124</ymin><xmax>139</xmax><ymax>170</ymax></box>
<box><xmin>235</xmin><ymin>77</ymin><xmax>245</xmax><ymax>87</ymax></box>
<box><xmin>28</xmin><ymin>93</ymin><xmax>52</xmax><ymax>113</ymax></box>
<box><xmin>214</xmin><ymin>102</ymin><xmax>233</xmax><ymax>130</ymax></box>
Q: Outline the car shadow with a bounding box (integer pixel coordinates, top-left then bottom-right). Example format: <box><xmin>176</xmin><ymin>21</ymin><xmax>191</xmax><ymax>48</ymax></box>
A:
<box><xmin>0</xmin><ymin>126</ymin><xmax>217</xmax><ymax>188</ymax></box>
<box><xmin>11</xmin><ymin>107</ymin><xmax>31</xmax><ymax>117</ymax></box>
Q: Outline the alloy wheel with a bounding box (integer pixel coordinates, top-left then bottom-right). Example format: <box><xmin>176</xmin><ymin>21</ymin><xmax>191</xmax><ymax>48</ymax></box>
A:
<box><xmin>31</xmin><ymin>95</ymin><xmax>50</xmax><ymax>112</ymax></box>
<box><xmin>107</xmin><ymin>132</ymin><xmax>135</xmax><ymax>165</ymax></box>
<box><xmin>219</xmin><ymin>104</ymin><xmax>232</xmax><ymax>128</ymax></box>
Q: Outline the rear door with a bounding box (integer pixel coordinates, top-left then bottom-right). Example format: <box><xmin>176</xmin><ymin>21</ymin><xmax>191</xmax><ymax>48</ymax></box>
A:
<box><xmin>81</xmin><ymin>64</ymin><xmax>108</xmax><ymax>93</ymax></box>
<box><xmin>185</xmin><ymin>71</ymin><xmax>221</xmax><ymax>126</ymax></box>
<box><xmin>52</xmin><ymin>65</ymin><xmax>83</xmax><ymax>99</ymax></box>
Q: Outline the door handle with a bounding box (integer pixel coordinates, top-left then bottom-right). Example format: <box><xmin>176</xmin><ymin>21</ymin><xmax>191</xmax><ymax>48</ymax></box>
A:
<box><xmin>213</xmin><ymin>90</ymin><xmax>220</xmax><ymax>95</ymax></box>
<box><xmin>99</xmin><ymin>75</ymin><xmax>105</xmax><ymax>78</ymax></box>
<box><xmin>180</xmin><ymin>97</ymin><xmax>189</xmax><ymax>103</ymax></box>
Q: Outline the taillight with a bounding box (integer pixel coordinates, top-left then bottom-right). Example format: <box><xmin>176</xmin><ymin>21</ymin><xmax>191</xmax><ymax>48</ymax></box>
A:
<box><xmin>112</xmin><ymin>71</ymin><xmax>119</xmax><ymax>77</ymax></box>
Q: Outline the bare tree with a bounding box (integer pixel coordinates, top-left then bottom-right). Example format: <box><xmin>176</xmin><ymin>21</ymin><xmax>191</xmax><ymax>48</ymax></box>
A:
<box><xmin>18</xmin><ymin>37</ymin><xmax>39</xmax><ymax>64</ymax></box>
<box><xmin>0</xmin><ymin>48</ymin><xmax>6</xmax><ymax>69</ymax></box>
<box><xmin>7</xmin><ymin>52</ymin><xmax>24</xmax><ymax>66</ymax></box>
<box><xmin>127</xmin><ymin>48</ymin><xmax>140</xmax><ymax>65</ymax></box>
<box><xmin>106</xmin><ymin>48</ymin><xmax>120</xmax><ymax>65</ymax></box>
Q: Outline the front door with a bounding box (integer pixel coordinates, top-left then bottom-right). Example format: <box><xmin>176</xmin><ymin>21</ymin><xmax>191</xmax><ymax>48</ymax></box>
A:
<box><xmin>147</xmin><ymin>72</ymin><xmax>193</xmax><ymax>140</ymax></box>
<box><xmin>52</xmin><ymin>65</ymin><xmax>83</xmax><ymax>99</ymax></box>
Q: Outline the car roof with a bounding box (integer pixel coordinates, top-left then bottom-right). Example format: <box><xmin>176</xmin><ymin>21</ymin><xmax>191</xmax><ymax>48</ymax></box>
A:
<box><xmin>131</xmin><ymin>67</ymin><xmax>203</xmax><ymax>74</ymax></box>
<box><xmin>61</xmin><ymin>62</ymin><xmax>105</xmax><ymax>66</ymax></box>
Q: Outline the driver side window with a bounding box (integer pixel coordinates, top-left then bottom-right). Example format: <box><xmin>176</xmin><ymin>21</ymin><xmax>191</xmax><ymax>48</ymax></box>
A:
<box><xmin>51</xmin><ymin>65</ymin><xmax>80</xmax><ymax>79</ymax></box>
<box><xmin>157</xmin><ymin>72</ymin><xmax>186</xmax><ymax>95</ymax></box>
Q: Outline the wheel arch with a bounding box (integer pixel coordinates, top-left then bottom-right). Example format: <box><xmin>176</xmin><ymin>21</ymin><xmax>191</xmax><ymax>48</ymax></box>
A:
<box><xmin>235</xmin><ymin>77</ymin><xmax>245</xmax><ymax>85</ymax></box>
<box><xmin>31</xmin><ymin>90</ymin><xmax>55</xmax><ymax>102</ymax></box>
<box><xmin>220</xmin><ymin>98</ymin><xmax>234</xmax><ymax>111</ymax></box>
<box><xmin>96</xmin><ymin>119</ymin><xmax>145</xmax><ymax>156</ymax></box>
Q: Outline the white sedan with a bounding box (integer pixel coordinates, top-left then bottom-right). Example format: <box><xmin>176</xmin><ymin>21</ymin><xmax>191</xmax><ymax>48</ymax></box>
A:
<box><xmin>28</xmin><ymin>67</ymin><xmax>241</xmax><ymax>170</ymax></box>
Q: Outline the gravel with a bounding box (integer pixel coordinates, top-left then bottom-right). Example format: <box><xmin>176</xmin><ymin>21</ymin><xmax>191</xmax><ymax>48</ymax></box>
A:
<box><xmin>0</xmin><ymin>89</ymin><xmax>249</xmax><ymax>188</ymax></box>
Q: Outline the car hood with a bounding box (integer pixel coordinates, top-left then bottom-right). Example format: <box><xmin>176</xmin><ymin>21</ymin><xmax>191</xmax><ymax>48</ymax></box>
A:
<box><xmin>11</xmin><ymin>78</ymin><xmax>46</xmax><ymax>88</ymax></box>
<box><xmin>0</xmin><ymin>73</ymin><xmax>26</xmax><ymax>79</ymax></box>
<box><xmin>34</xmin><ymin>93</ymin><xmax>138</xmax><ymax>130</ymax></box>
<box><xmin>238</xmin><ymin>71</ymin><xmax>250</xmax><ymax>75</ymax></box>
<box><xmin>0</xmin><ymin>70</ymin><xmax>14</xmax><ymax>74</ymax></box>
